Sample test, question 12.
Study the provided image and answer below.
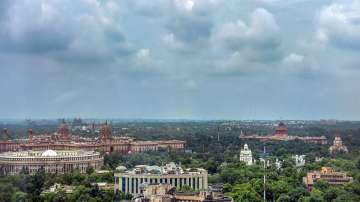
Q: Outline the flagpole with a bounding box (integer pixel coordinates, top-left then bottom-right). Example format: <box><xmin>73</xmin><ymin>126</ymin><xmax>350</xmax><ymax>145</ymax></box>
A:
<box><xmin>263</xmin><ymin>145</ymin><xmax>266</xmax><ymax>202</ymax></box>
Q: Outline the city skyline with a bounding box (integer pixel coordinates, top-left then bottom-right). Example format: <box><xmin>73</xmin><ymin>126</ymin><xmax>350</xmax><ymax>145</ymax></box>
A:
<box><xmin>1</xmin><ymin>0</ymin><xmax>360</xmax><ymax>120</ymax></box>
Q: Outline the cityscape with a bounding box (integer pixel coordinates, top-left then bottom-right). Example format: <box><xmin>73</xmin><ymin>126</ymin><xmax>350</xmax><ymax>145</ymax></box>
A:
<box><xmin>0</xmin><ymin>119</ymin><xmax>359</xmax><ymax>201</ymax></box>
<box><xmin>1</xmin><ymin>0</ymin><xmax>360</xmax><ymax>202</ymax></box>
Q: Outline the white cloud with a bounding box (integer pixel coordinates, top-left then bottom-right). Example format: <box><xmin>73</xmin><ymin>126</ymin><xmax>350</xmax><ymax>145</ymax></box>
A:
<box><xmin>135</xmin><ymin>48</ymin><xmax>150</xmax><ymax>65</ymax></box>
<box><xmin>281</xmin><ymin>53</ymin><xmax>321</xmax><ymax>76</ymax></box>
<box><xmin>217</xmin><ymin>8</ymin><xmax>281</xmax><ymax>51</ymax></box>
<box><xmin>163</xmin><ymin>33</ymin><xmax>187</xmax><ymax>51</ymax></box>
<box><xmin>283</xmin><ymin>53</ymin><xmax>304</xmax><ymax>65</ymax></box>
<box><xmin>175</xmin><ymin>0</ymin><xmax>194</xmax><ymax>11</ymax></box>
<box><xmin>214</xmin><ymin>8</ymin><xmax>283</xmax><ymax>73</ymax></box>
<box><xmin>317</xmin><ymin>1</ymin><xmax>360</xmax><ymax>49</ymax></box>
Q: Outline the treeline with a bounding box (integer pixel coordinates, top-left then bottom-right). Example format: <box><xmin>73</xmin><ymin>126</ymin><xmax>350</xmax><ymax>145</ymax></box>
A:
<box><xmin>0</xmin><ymin>168</ymin><xmax>127</xmax><ymax>202</ymax></box>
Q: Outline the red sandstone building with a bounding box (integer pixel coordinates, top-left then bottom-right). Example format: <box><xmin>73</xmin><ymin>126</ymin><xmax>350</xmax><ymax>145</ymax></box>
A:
<box><xmin>240</xmin><ymin>122</ymin><xmax>327</xmax><ymax>144</ymax></box>
<box><xmin>0</xmin><ymin>122</ymin><xmax>185</xmax><ymax>154</ymax></box>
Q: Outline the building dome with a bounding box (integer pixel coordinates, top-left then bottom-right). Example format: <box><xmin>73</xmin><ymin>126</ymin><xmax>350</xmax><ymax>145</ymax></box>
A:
<box><xmin>0</xmin><ymin>150</ymin><xmax>103</xmax><ymax>175</ymax></box>
<box><xmin>41</xmin><ymin>149</ymin><xmax>58</xmax><ymax>157</ymax></box>
<box><xmin>275</xmin><ymin>122</ymin><xmax>288</xmax><ymax>136</ymax></box>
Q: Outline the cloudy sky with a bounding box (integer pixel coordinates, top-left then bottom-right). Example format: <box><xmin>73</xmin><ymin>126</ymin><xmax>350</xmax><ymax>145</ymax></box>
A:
<box><xmin>1</xmin><ymin>0</ymin><xmax>360</xmax><ymax>120</ymax></box>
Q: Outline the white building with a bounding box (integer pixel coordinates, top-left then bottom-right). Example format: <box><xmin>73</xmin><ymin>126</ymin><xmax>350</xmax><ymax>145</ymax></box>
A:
<box><xmin>292</xmin><ymin>155</ymin><xmax>306</xmax><ymax>167</ymax></box>
<box><xmin>239</xmin><ymin>144</ymin><xmax>253</xmax><ymax>165</ymax></box>
<box><xmin>0</xmin><ymin>149</ymin><xmax>103</xmax><ymax>175</ymax></box>
<box><xmin>114</xmin><ymin>162</ymin><xmax>208</xmax><ymax>195</ymax></box>
<box><xmin>275</xmin><ymin>158</ymin><xmax>282</xmax><ymax>170</ymax></box>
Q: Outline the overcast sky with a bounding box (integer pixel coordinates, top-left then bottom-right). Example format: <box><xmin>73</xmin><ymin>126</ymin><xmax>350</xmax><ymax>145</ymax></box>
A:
<box><xmin>1</xmin><ymin>0</ymin><xmax>360</xmax><ymax>120</ymax></box>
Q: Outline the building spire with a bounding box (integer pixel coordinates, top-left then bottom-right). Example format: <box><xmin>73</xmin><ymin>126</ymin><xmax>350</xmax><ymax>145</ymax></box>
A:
<box><xmin>2</xmin><ymin>128</ymin><xmax>9</xmax><ymax>140</ymax></box>
<box><xmin>28</xmin><ymin>129</ymin><xmax>33</xmax><ymax>143</ymax></box>
<box><xmin>99</xmin><ymin>121</ymin><xmax>112</xmax><ymax>142</ymax></box>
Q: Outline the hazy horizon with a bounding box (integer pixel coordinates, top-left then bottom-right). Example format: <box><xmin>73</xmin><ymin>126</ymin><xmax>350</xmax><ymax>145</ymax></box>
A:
<box><xmin>0</xmin><ymin>117</ymin><xmax>354</xmax><ymax>122</ymax></box>
<box><xmin>1</xmin><ymin>0</ymin><xmax>360</xmax><ymax>120</ymax></box>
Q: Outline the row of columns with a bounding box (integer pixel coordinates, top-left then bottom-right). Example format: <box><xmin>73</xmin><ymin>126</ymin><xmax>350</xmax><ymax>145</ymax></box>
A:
<box><xmin>116</xmin><ymin>175</ymin><xmax>206</xmax><ymax>194</ymax></box>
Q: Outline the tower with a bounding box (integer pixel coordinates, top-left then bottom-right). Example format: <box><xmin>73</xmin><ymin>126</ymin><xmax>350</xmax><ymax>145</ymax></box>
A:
<box><xmin>58</xmin><ymin>120</ymin><xmax>70</xmax><ymax>140</ymax></box>
<box><xmin>1</xmin><ymin>128</ymin><xmax>10</xmax><ymax>140</ymax></box>
<box><xmin>99</xmin><ymin>121</ymin><xmax>112</xmax><ymax>142</ymax></box>
<box><xmin>275</xmin><ymin>122</ymin><xmax>288</xmax><ymax>138</ymax></box>
<box><xmin>28</xmin><ymin>129</ymin><xmax>33</xmax><ymax>143</ymax></box>
<box><xmin>239</xmin><ymin>144</ymin><xmax>253</xmax><ymax>165</ymax></box>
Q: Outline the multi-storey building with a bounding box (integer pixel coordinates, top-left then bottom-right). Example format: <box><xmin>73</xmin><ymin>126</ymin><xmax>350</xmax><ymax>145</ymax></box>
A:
<box><xmin>240</xmin><ymin>122</ymin><xmax>327</xmax><ymax>144</ymax></box>
<box><xmin>239</xmin><ymin>144</ymin><xmax>253</xmax><ymax>165</ymax></box>
<box><xmin>329</xmin><ymin>135</ymin><xmax>348</xmax><ymax>154</ymax></box>
<box><xmin>303</xmin><ymin>167</ymin><xmax>353</xmax><ymax>191</ymax></box>
<box><xmin>114</xmin><ymin>162</ymin><xmax>208</xmax><ymax>195</ymax></box>
<box><xmin>0</xmin><ymin>149</ymin><xmax>103</xmax><ymax>175</ymax></box>
<box><xmin>0</xmin><ymin>122</ymin><xmax>185</xmax><ymax>154</ymax></box>
<box><xmin>133</xmin><ymin>183</ymin><xmax>233</xmax><ymax>202</ymax></box>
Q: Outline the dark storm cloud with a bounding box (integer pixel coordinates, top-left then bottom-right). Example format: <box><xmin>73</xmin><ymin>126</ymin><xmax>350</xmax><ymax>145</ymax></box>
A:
<box><xmin>0</xmin><ymin>29</ymin><xmax>72</xmax><ymax>53</ymax></box>
<box><xmin>0</xmin><ymin>0</ymin><xmax>137</xmax><ymax>64</ymax></box>
<box><xmin>0</xmin><ymin>1</ymin><xmax>73</xmax><ymax>53</ymax></box>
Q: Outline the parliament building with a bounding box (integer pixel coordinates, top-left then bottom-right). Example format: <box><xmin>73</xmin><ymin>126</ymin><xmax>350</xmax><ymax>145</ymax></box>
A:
<box><xmin>0</xmin><ymin>149</ymin><xmax>103</xmax><ymax>175</ymax></box>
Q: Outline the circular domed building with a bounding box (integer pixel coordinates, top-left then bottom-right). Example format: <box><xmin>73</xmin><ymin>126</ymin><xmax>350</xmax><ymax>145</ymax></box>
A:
<box><xmin>0</xmin><ymin>150</ymin><xmax>103</xmax><ymax>175</ymax></box>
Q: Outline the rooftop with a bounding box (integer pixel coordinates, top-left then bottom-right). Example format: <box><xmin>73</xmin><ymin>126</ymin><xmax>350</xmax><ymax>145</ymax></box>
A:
<box><xmin>117</xmin><ymin>162</ymin><xmax>206</xmax><ymax>175</ymax></box>
<box><xmin>0</xmin><ymin>150</ymin><xmax>100</xmax><ymax>158</ymax></box>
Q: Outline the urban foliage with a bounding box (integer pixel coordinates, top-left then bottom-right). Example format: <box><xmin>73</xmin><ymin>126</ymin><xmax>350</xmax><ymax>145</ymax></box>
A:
<box><xmin>0</xmin><ymin>168</ymin><xmax>130</xmax><ymax>202</ymax></box>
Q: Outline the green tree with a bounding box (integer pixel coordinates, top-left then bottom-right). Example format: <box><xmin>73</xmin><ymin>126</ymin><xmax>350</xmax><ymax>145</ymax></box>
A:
<box><xmin>205</xmin><ymin>158</ymin><xmax>218</xmax><ymax>174</ymax></box>
<box><xmin>277</xmin><ymin>194</ymin><xmax>291</xmax><ymax>202</ymax></box>
<box><xmin>86</xmin><ymin>166</ymin><xmax>95</xmax><ymax>175</ymax></box>
<box><xmin>0</xmin><ymin>183</ymin><xmax>14</xmax><ymax>202</ymax></box>
<box><xmin>288</xmin><ymin>187</ymin><xmax>309</xmax><ymax>202</ymax></box>
<box><xmin>324</xmin><ymin>188</ymin><xmax>337</xmax><ymax>202</ymax></box>
<box><xmin>11</xmin><ymin>191</ymin><xmax>27</xmax><ymax>202</ymax></box>
<box><xmin>308</xmin><ymin>189</ymin><xmax>324</xmax><ymax>202</ymax></box>
<box><xmin>271</xmin><ymin>180</ymin><xmax>290</xmax><ymax>200</ymax></box>
<box><xmin>314</xmin><ymin>180</ymin><xmax>330</xmax><ymax>192</ymax></box>
<box><xmin>26</xmin><ymin>168</ymin><xmax>46</xmax><ymax>198</ymax></box>
<box><xmin>43</xmin><ymin>190</ymin><xmax>67</xmax><ymax>202</ymax></box>
<box><xmin>230</xmin><ymin>183</ymin><xmax>262</xmax><ymax>202</ymax></box>
<box><xmin>71</xmin><ymin>170</ymin><xmax>86</xmax><ymax>186</ymax></box>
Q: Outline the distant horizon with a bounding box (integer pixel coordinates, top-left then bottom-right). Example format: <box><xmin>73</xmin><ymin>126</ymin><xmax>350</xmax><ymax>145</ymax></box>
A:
<box><xmin>0</xmin><ymin>117</ymin><xmax>357</xmax><ymax>122</ymax></box>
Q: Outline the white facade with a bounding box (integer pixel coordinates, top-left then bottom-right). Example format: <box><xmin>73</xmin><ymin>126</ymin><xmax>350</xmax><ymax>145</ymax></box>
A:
<box><xmin>0</xmin><ymin>150</ymin><xmax>103</xmax><ymax>175</ymax></box>
<box><xmin>275</xmin><ymin>158</ymin><xmax>282</xmax><ymax>170</ymax></box>
<box><xmin>114</xmin><ymin>163</ymin><xmax>208</xmax><ymax>195</ymax></box>
<box><xmin>292</xmin><ymin>155</ymin><xmax>306</xmax><ymax>167</ymax></box>
<box><xmin>239</xmin><ymin>144</ymin><xmax>253</xmax><ymax>165</ymax></box>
